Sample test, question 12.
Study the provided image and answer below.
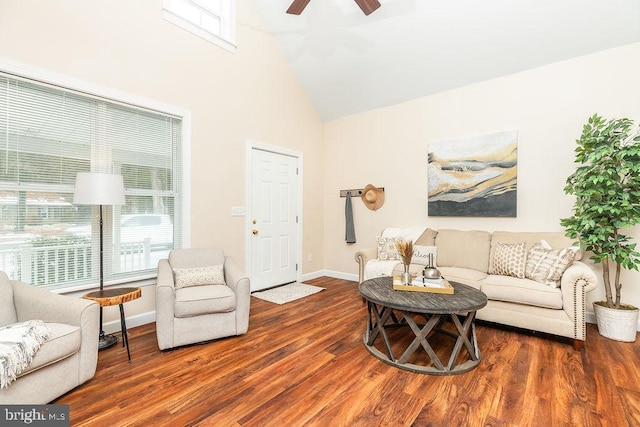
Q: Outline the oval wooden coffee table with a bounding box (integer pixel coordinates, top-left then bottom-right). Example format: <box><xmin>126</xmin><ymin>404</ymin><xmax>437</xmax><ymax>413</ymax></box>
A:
<box><xmin>359</xmin><ymin>277</ymin><xmax>487</xmax><ymax>375</ymax></box>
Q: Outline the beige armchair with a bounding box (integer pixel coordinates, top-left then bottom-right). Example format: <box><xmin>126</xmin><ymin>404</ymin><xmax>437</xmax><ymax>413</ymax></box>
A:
<box><xmin>0</xmin><ymin>272</ymin><xmax>99</xmax><ymax>404</ymax></box>
<box><xmin>155</xmin><ymin>248</ymin><xmax>251</xmax><ymax>350</ymax></box>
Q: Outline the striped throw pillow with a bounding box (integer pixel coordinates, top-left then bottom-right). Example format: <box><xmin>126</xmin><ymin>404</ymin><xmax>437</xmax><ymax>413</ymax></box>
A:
<box><xmin>525</xmin><ymin>240</ymin><xmax>579</xmax><ymax>288</ymax></box>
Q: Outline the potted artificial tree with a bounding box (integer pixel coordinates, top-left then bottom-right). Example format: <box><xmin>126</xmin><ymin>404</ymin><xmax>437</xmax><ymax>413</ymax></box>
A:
<box><xmin>561</xmin><ymin>114</ymin><xmax>640</xmax><ymax>342</ymax></box>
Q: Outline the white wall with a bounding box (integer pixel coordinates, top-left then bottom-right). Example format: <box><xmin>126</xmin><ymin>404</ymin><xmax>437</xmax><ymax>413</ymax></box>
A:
<box><xmin>324</xmin><ymin>42</ymin><xmax>640</xmax><ymax>317</ymax></box>
<box><xmin>0</xmin><ymin>0</ymin><xmax>325</xmax><ymax>326</ymax></box>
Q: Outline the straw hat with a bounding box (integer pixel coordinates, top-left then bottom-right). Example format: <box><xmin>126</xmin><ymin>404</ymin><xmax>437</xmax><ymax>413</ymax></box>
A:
<box><xmin>361</xmin><ymin>184</ymin><xmax>385</xmax><ymax>210</ymax></box>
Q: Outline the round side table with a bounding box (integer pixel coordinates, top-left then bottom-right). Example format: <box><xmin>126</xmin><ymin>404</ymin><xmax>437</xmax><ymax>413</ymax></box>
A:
<box><xmin>83</xmin><ymin>287</ymin><xmax>142</xmax><ymax>362</ymax></box>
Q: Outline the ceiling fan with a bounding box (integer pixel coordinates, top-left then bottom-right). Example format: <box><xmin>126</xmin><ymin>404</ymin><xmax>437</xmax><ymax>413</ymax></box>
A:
<box><xmin>286</xmin><ymin>0</ymin><xmax>381</xmax><ymax>16</ymax></box>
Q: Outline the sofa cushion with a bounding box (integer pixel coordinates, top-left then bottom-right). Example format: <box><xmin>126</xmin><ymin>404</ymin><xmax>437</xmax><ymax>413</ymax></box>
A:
<box><xmin>436</xmin><ymin>229</ymin><xmax>491</xmax><ymax>273</ymax></box>
<box><xmin>173</xmin><ymin>265</ymin><xmax>226</xmax><ymax>289</ymax></box>
<box><xmin>365</xmin><ymin>259</ymin><xmax>400</xmax><ymax>281</ymax></box>
<box><xmin>376</xmin><ymin>236</ymin><xmax>402</xmax><ymax>261</ymax></box>
<box><xmin>20</xmin><ymin>322</ymin><xmax>81</xmax><ymax>377</ymax></box>
<box><xmin>439</xmin><ymin>267</ymin><xmax>486</xmax><ymax>290</ymax></box>
<box><xmin>415</xmin><ymin>228</ymin><xmax>438</xmax><ymax>246</ymax></box>
<box><xmin>481</xmin><ymin>275</ymin><xmax>563</xmax><ymax>309</ymax></box>
<box><xmin>490</xmin><ymin>242</ymin><xmax>526</xmax><ymax>278</ymax></box>
<box><xmin>525</xmin><ymin>240</ymin><xmax>579</xmax><ymax>288</ymax></box>
<box><xmin>0</xmin><ymin>272</ymin><xmax>17</xmax><ymax>327</ymax></box>
<box><xmin>174</xmin><ymin>285</ymin><xmax>236</xmax><ymax>318</ymax></box>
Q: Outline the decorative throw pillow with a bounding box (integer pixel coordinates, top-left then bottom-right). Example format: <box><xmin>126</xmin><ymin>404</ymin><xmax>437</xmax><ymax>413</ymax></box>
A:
<box><xmin>411</xmin><ymin>245</ymin><xmax>437</xmax><ymax>266</ymax></box>
<box><xmin>490</xmin><ymin>242</ymin><xmax>527</xmax><ymax>278</ymax></box>
<box><xmin>525</xmin><ymin>240</ymin><xmax>579</xmax><ymax>288</ymax></box>
<box><xmin>376</xmin><ymin>236</ymin><xmax>403</xmax><ymax>261</ymax></box>
<box><xmin>173</xmin><ymin>265</ymin><xmax>226</xmax><ymax>289</ymax></box>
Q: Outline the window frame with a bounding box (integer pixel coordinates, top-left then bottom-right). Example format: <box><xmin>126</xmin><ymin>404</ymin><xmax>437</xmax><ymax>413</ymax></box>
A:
<box><xmin>0</xmin><ymin>57</ymin><xmax>192</xmax><ymax>293</ymax></box>
<box><xmin>162</xmin><ymin>0</ymin><xmax>236</xmax><ymax>53</ymax></box>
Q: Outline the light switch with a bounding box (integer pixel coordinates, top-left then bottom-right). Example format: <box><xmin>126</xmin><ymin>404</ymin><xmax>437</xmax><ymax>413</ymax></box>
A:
<box><xmin>231</xmin><ymin>207</ymin><xmax>246</xmax><ymax>216</ymax></box>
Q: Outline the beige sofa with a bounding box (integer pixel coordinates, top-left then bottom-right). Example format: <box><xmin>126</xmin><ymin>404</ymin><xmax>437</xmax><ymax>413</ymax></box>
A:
<box><xmin>0</xmin><ymin>272</ymin><xmax>99</xmax><ymax>404</ymax></box>
<box><xmin>355</xmin><ymin>228</ymin><xmax>599</xmax><ymax>350</ymax></box>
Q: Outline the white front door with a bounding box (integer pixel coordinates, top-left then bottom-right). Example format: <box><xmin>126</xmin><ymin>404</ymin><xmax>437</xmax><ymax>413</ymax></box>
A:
<box><xmin>249</xmin><ymin>148</ymin><xmax>299</xmax><ymax>291</ymax></box>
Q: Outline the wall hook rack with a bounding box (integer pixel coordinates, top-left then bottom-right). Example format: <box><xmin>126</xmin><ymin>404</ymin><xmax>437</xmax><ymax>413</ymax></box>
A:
<box><xmin>339</xmin><ymin>187</ymin><xmax>384</xmax><ymax>198</ymax></box>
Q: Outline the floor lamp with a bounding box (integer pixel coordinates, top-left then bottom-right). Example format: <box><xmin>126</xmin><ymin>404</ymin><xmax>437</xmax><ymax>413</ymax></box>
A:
<box><xmin>73</xmin><ymin>172</ymin><xmax>126</xmax><ymax>350</ymax></box>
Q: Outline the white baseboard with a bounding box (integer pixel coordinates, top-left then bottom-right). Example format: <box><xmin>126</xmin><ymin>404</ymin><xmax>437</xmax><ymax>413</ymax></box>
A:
<box><xmin>102</xmin><ymin>311</ymin><xmax>156</xmax><ymax>334</ymax></box>
<box><xmin>302</xmin><ymin>269</ymin><xmax>358</xmax><ymax>283</ymax></box>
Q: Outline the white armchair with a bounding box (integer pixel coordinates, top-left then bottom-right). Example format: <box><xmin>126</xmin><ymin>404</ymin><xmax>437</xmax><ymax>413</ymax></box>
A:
<box><xmin>0</xmin><ymin>272</ymin><xmax>99</xmax><ymax>404</ymax></box>
<box><xmin>155</xmin><ymin>248</ymin><xmax>251</xmax><ymax>350</ymax></box>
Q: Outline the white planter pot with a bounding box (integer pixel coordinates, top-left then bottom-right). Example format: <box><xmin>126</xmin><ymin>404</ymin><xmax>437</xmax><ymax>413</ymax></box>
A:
<box><xmin>593</xmin><ymin>302</ymin><xmax>639</xmax><ymax>342</ymax></box>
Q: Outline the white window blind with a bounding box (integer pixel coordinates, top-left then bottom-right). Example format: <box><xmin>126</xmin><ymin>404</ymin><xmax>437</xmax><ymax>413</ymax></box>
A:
<box><xmin>0</xmin><ymin>74</ymin><xmax>182</xmax><ymax>290</ymax></box>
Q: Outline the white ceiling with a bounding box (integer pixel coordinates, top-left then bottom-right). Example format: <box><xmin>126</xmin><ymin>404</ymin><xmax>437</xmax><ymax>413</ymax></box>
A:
<box><xmin>251</xmin><ymin>0</ymin><xmax>640</xmax><ymax>122</ymax></box>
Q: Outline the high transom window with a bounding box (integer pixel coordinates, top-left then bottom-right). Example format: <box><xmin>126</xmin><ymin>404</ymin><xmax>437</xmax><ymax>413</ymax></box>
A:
<box><xmin>163</xmin><ymin>0</ymin><xmax>236</xmax><ymax>52</ymax></box>
<box><xmin>0</xmin><ymin>72</ymin><xmax>184</xmax><ymax>291</ymax></box>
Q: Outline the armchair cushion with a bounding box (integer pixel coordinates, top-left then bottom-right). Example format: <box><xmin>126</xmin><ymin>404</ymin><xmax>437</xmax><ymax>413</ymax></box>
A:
<box><xmin>174</xmin><ymin>285</ymin><xmax>236</xmax><ymax>318</ymax></box>
<box><xmin>173</xmin><ymin>265</ymin><xmax>226</xmax><ymax>289</ymax></box>
<box><xmin>20</xmin><ymin>323</ymin><xmax>81</xmax><ymax>376</ymax></box>
<box><xmin>0</xmin><ymin>320</ymin><xmax>50</xmax><ymax>389</ymax></box>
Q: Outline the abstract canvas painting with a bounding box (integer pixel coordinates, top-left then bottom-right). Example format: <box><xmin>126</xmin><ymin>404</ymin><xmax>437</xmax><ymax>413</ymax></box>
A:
<box><xmin>427</xmin><ymin>130</ymin><xmax>517</xmax><ymax>217</ymax></box>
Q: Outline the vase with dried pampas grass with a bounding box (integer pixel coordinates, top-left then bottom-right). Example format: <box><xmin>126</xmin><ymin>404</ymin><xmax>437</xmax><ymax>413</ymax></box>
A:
<box><xmin>395</xmin><ymin>240</ymin><xmax>413</xmax><ymax>284</ymax></box>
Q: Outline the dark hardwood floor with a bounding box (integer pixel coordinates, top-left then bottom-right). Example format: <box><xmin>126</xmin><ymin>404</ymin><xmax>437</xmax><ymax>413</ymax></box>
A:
<box><xmin>55</xmin><ymin>277</ymin><xmax>640</xmax><ymax>426</ymax></box>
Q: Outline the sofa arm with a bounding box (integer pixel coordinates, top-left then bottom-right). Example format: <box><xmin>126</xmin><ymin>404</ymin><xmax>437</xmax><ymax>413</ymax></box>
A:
<box><xmin>355</xmin><ymin>248</ymin><xmax>378</xmax><ymax>283</ymax></box>
<box><xmin>560</xmin><ymin>261</ymin><xmax>599</xmax><ymax>341</ymax></box>
<box><xmin>12</xmin><ymin>280</ymin><xmax>97</xmax><ymax>327</ymax></box>
<box><xmin>156</xmin><ymin>258</ymin><xmax>176</xmax><ymax>350</ymax></box>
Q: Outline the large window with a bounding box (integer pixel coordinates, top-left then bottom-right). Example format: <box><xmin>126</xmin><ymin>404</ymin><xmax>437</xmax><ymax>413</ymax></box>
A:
<box><xmin>162</xmin><ymin>0</ymin><xmax>236</xmax><ymax>52</ymax></box>
<box><xmin>0</xmin><ymin>72</ymin><xmax>184</xmax><ymax>291</ymax></box>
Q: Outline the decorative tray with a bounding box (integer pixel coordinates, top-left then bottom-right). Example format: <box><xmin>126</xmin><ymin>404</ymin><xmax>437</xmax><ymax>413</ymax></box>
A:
<box><xmin>392</xmin><ymin>276</ymin><xmax>454</xmax><ymax>294</ymax></box>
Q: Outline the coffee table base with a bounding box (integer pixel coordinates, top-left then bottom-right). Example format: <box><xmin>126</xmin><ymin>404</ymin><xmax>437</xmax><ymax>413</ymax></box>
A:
<box><xmin>364</xmin><ymin>302</ymin><xmax>482</xmax><ymax>375</ymax></box>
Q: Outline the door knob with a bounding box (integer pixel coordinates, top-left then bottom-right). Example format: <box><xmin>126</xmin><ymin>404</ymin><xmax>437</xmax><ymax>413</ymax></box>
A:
<box><xmin>252</xmin><ymin>229</ymin><xmax>259</xmax><ymax>235</ymax></box>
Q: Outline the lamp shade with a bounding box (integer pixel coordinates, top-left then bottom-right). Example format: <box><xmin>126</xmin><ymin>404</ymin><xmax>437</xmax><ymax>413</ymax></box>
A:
<box><xmin>73</xmin><ymin>172</ymin><xmax>125</xmax><ymax>206</ymax></box>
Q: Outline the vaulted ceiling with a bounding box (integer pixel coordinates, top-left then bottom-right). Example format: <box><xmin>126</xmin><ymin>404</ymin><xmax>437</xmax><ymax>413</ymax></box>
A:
<box><xmin>252</xmin><ymin>0</ymin><xmax>640</xmax><ymax>122</ymax></box>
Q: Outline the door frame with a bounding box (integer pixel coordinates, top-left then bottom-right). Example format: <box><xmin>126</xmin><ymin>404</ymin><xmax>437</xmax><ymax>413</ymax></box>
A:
<box><xmin>245</xmin><ymin>139</ymin><xmax>304</xmax><ymax>289</ymax></box>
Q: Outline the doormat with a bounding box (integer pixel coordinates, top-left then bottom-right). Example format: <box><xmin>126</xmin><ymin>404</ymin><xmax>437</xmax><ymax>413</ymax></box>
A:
<box><xmin>251</xmin><ymin>282</ymin><xmax>325</xmax><ymax>305</ymax></box>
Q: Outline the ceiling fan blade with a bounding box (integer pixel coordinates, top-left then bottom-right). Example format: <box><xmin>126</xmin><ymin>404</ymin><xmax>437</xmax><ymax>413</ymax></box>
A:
<box><xmin>286</xmin><ymin>0</ymin><xmax>312</xmax><ymax>15</ymax></box>
<box><xmin>354</xmin><ymin>0</ymin><xmax>381</xmax><ymax>15</ymax></box>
